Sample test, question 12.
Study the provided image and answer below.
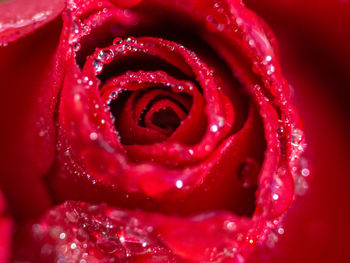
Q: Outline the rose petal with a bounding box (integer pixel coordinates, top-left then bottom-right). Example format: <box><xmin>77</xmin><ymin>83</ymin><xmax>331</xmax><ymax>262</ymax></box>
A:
<box><xmin>0</xmin><ymin>18</ymin><xmax>64</xmax><ymax>218</ymax></box>
<box><xmin>14</xmin><ymin>201</ymin><xmax>256</xmax><ymax>262</ymax></box>
<box><xmin>0</xmin><ymin>0</ymin><xmax>64</xmax><ymax>44</ymax></box>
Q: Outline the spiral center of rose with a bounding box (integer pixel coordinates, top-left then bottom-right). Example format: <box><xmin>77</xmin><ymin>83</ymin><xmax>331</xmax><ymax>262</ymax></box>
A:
<box><xmin>84</xmin><ymin>36</ymin><xmax>235</xmax><ymax>149</ymax></box>
<box><xmin>133</xmin><ymin>91</ymin><xmax>190</xmax><ymax>136</ymax></box>
<box><xmin>81</xmin><ymin>36</ymin><xmax>238</xmax><ymax>170</ymax></box>
<box><xmin>107</xmin><ymin>86</ymin><xmax>193</xmax><ymax>144</ymax></box>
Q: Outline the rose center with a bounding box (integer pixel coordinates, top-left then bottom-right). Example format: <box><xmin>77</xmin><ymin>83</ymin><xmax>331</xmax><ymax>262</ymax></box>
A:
<box><xmin>108</xmin><ymin>85</ymin><xmax>193</xmax><ymax>145</ymax></box>
<box><xmin>150</xmin><ymin>107</ymin><xmax>182</xmax><ymax>132</ymax></box>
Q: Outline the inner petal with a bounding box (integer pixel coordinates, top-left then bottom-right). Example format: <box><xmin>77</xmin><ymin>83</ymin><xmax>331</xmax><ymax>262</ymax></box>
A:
<box><xmin>145</xmin><ymin>100</ymin><xmax>187</xmax><ymax>136</ymax></box>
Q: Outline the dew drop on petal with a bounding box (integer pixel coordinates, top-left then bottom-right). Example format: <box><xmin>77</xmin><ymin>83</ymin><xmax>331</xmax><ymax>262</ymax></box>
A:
<box><xmin>267</xmin><ymin>65</ymin><xmax>275</xmax><ymax>75</ymax></box>
<box><xmin>175</xmin><ymin>180</ymin><xmax>183</xmax><ymax>189</ymax></box>
<box><xmin>210</xmin><ymin>124</ymin><xmax>218</xmax><ymax>132</ymax></box>
<box><xmin>224</xmin><ymin>221</ymin><xmax>237</xmax><ymax>232</ymax></box>
<box><xmin>266</xmin><ymin>232</ymin><xmax>278</xmax><ymax>248</ymax></box>
<box><xmin>217</xmin><ymin>116</ymin><xmax>225</xmax><ymax>127</ymax></box>
<box><xmin>89</xmin><ymin>132</ymin><xmax>98</xmax><ymax>141</ymax></box>
<box><xmin>113</xmin><ymin>37</ymin><xmax>123</xmax><ymax>45</ymax></box>
<box><xmin>73</xmin><ymin>42</ymin><xmax>81</xmax><ymax>52</ymax></box>
<box><xmin>272</xmin><ymin>194</ymin><xmax>279</xmax><ymax>200</ymax></box>
<box><xmin>295</xmin><ymin>175</ymin><xmax>309</xmax><ymax>195</ymax></box>
<box><xmin>98</xmin><ymin>49</ymin><xmax>114</xmax><ymax>63</ymax></box>
<box><xmin>278</xmin><ymin>227</ymin><xmax>285</xmax><ymax>235</ymax></box>
<box><xmin>204</xmin><ymin>145</ymin><xmax>211</xmax><ymax>151</ymax></box>
<box><xmin>93</xmin><ymin>59</ymin><xmax>103</xmax><ymax>74</ymax></box>
<box><xmin>126</xmin><ymin>37</ymin><xmax>137</xmax><ymax>43</ymax></box>
<box><xmin>74</xmin><ymin>94</ymin><xmax>81</xmax><ymax>102</ymax></box>
<box><xmin>301</xmin><ymin>168</ymin><xmax>310</xmax><ymax>177</ymax></box>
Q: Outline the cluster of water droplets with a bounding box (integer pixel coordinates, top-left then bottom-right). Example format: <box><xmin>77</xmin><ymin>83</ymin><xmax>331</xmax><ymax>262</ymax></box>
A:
<box><xmin>292</xmin><ymin>157</ymin><xmax>310</xmax><ymax>196</ymax></box>
<box><xmin>90</xmin><ymin>37</ymin><xmax>142</xmax><ymax>75</ymax></box>
<box><xmin>31</xmin><ymin>202</ymin><xmax>169</xmax><ymax>262</ymax></box>
<box><xmin>205</xmin><ymin>1</ymin><xmax>231</xmax><ymax>33</ymax></box>
<box><xmin>0</xmin><ymin>9</ymin><xmax>53</xmax><ymax>47</ymax></box>
<box><xmin>264</xmin><ymin>218</ymin><xmax>285</xmax><ymax>248</ymax></box>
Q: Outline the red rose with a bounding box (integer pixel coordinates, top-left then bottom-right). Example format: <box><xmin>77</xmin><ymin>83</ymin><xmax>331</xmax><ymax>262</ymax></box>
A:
<box><xmin>0</xmin><ymin>0</ymin><xmax>314</xmax><ymax>262</ymax></box>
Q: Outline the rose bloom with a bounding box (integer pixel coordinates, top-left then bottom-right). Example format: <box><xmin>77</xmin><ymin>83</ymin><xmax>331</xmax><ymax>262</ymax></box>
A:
<box><xmin>0</xmin><ymin>0</ymin><xmax>349</xmax><ymax>263</ymax></box>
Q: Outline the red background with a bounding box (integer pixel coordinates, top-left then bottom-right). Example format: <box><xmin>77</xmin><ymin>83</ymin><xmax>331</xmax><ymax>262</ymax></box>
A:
<box><xmin>246</xmin><ymin>0</ymin><xmax>350</xmax><ymax>262</ymax></box>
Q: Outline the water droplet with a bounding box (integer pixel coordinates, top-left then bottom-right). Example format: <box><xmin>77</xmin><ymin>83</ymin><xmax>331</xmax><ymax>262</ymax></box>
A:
<box><xmin>74</xmin><ymin>94</ymin><xmax>81</xmax><ymax>102</ymax></box>
<box><xmin>267</xmin><ymin>65</ymin><xmax>275</xmax><ymax>75</ymax></box>
<box><xmin>277</xmin><ymin>227</ymin><xmax>285</xmax><ymax>235</ymax></box>
<box><xmin>188</xmin><ymin>149</ymin><xmax>194</xmax><ymax>155</ymax></box>
<box><xmin>65</xmin><ymin>211</ymin><xmax>78</xmax><ymax>223</ymax></box>
<box><xmin>113</xmin><ymin>37</ymin><xmax>123</xmax><ymax>45</ymax></box>
<box><xmin>224</xmin><ymin>221</ymin><xmax>236</xmax><ymax>231</ymax></box>
<box><xmin>236</xmin><ymin>17</ymin><xmax>243</xmax><ymax>26</ymax></box>
<box><xmin>175</xmin><ymin>180</ymin><xmax>183</xmax><ymax>189</ymax></box>
<box><xmin>272</xmin><ymin>194</ymin><xmax>279</xmax><ymax>200</ymax></box>
<box><xmin>98</xmin><ymin>49</ymin><xmax>114</xmax><ymax>63</ymax></box>
<box><xmin>210</xmin><ymin>124</ymin><xmax>218</xmax><ymax>132</ymax></box>
<box><xmin>217</xmin><ymin>116</ymin><xmax>225</xmax><ymax>127</ymax></box>
<box><xmin>206</xmin><ymin>15</ymin><xmax>224</xmax><ymax>32</ymax></box>
<box><xmin>73</xmin><ymin>42</ymin><xmax>81</xmax><ymax>52</ymax></box>
<box><xmin>277</xmin><ymin>126</ymin><xmax>284</xmax><ymax>135</ymax></box>
<box><xmin>291</xmin><ymin>129</ymin><xmax>303</xmax><ymax>147</ymax></box>
<box><xmin>93</xmin><ymin>59</ymin><xmax>103</xmax><ymax>74</ymax></box>
<box><xmin>72</xmin><ymin>21</ymin><xmax>80</xmax><ymax>34</ymax></box>
<box><xmin>90</xmin><ymin>132</ymin><xmax>98</xmax><ymax>141</ymax></box>
<box><xmin>266</xmin><ymin>232</ymin><xmax>278</xmax><ymax>248</ymax></box>
<box><xmin>177</xmin><ymin>85</ymin><xmax>184</xmax><ymax>91</ymax></box>
<box><xmin>248</xmin><ymin>39</ymin><xmax>255</xmax><ymax>46</ymax></box>
<box><xmin>59</xmin><ymin>232</ymin><xmax>66</xmax><ymax>239</ymax></box>
<box><xmin>301</xmin><ymin>168</ymin><xmax>310</xmax><ymax>177</ymax></box>
<box><xmin>295</xmin><ymin>175</ymin><xmax>308</xmax><ymax>195</ymax></box>
<box><xmin>71</xmin><ymin>243</ymin><xmax>77</xmax><ymax>249</ymax></box>
<box><xmin>69</xmin><ymin>21</ymin><xmax>81</xmax><ymax>44</ymax></box>
<box><xmin>126</xmin><ymin>37</ymin><xmax>137</xmax><ymax>43</ymax></box>
<box><xmin>265</xmin><ymin>55</ymin><xmax>272</xmax><ymax>62</ymax></box>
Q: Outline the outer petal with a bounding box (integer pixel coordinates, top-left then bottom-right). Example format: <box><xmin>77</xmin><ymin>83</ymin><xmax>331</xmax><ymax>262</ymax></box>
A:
<box><xmin>0</xmin><ymin>0</ymin><xmax>64</xmax><ymax>44</ymax></box>
<box><xmin>0</xmin><ymin>18</ymin><xmax>64</xmax><ymax>218</ymax></box>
